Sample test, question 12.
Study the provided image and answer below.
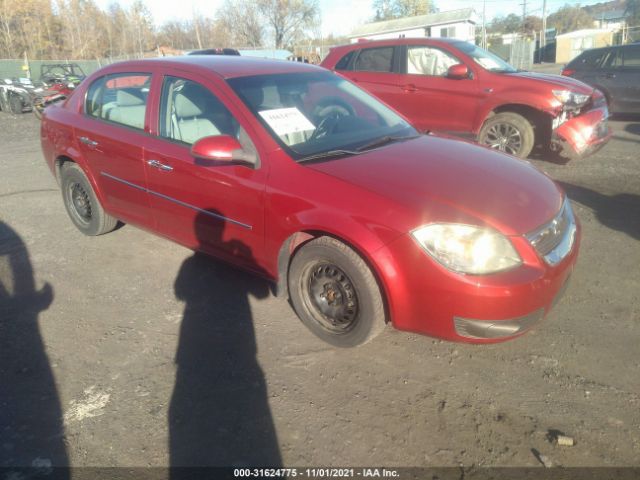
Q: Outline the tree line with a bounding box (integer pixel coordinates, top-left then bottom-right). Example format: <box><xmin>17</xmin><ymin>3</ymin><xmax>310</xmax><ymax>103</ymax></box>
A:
<box><xmin>0</xmin><ymin>0</ymin><xmax>319</xmax><ymax>60</ymax></box>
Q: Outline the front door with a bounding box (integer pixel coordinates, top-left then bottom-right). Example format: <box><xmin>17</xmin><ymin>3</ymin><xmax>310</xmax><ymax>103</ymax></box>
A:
<box><xmin>143</xmin><ymin>73</ymin><xmax>268</xmax><ymax>271</ymax></box>
<box><xmin>397</xmin><ymin>44</ymin><xmax>480</xmax><ymax>133</ymax></box>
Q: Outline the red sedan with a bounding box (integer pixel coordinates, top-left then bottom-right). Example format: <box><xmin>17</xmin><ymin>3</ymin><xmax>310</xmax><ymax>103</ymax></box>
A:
<box><xmin>40</xmin><ymin>56</ymin><xmax>579</xmax><ymax>346</ymax></box>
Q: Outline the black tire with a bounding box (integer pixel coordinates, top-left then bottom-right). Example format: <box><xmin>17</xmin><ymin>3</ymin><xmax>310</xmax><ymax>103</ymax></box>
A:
<box><xmin>60</xmin><ymin>162</ymin><xmax>117</xmax><ymax>236</ymax></box>
<box><xmin>288</xmin><ymin>236</ymin><xmax>386</xmax><ymax>347</ymax></box>
<box><xmin>9</xmin><ymin>94</ymin><xmax>23</xmax><ymax>114</ymax></box>
<box><xmin>478</xmin><ymin>112</ymin><xmax>535</xmax><ymax>159</ymax></box>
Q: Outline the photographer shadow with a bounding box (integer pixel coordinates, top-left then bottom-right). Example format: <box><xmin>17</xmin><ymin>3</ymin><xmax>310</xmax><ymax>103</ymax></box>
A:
<box><xmin>169</xmin><ymin>210</ymin><xmax>282</xmax><ymax>472</ymax></box>
<box><xmin>0</xmin><ymin>221</ymin><xmax>68</xmax><ymax>474</ymax></box>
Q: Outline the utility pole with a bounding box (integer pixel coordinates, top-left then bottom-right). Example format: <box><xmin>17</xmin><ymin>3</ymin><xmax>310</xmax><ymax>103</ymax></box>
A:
<box><xmin>521</xmin><ymin>0</ymin><xmax>527</xmax><ymax>33</ymax></box>
<box><xmin>482</xmin><ymin>0</ymin><xmax>487</xmax><ymax>48</ymax></box>
<box><xmin>541</xmin><ymin>0</ymin><xmax>547</xmax><ymax>48</ymax></box>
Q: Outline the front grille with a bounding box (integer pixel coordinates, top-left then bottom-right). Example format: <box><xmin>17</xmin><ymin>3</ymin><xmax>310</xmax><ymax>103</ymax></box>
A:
<box><xmin>526</xmin><ymin>198</ymin><xmax>576</xmax><ymax>265</ymax></box>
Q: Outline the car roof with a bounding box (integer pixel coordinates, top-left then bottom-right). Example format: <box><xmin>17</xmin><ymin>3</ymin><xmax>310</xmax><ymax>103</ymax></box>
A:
<box><xmin>330</xmin><ymin>37</ymin><xmax>465</xmax><ymax>52</ymax></box>
<box><xmin>99</xmin><ymin>55</ymin><xmax>326</xmax><ymax>79</ymax></box>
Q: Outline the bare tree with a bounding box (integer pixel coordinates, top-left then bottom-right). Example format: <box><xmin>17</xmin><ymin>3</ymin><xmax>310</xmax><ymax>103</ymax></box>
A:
<box><xmin>257</xmin><ymin>0</ymin><xmax>318</xmax><ymax>49</ymax></box>
<box><xmin>217</xmin><ymin>0</ymin><xmax>263</xmax><ymax>47</ymax></box>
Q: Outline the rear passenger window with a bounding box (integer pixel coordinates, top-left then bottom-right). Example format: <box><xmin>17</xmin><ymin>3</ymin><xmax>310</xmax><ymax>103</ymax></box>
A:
<box><xmin>84</xmin><ymin>73</ymin><xmax>151</xmax><ymax>130</ymax></box>
<box><xmin>354</xmin><ymin>47</ymin><xmax>394</xmax><ymax>73</ymax></box>
<box><xmin>570</xmin><ymin>49</ymin><xmax>609</xmax><ymax>70</ymax></box>
<box><xmin>335</xmin><ymin>51</ymin><xmax>356</xmax><ymax>70</ymax></box>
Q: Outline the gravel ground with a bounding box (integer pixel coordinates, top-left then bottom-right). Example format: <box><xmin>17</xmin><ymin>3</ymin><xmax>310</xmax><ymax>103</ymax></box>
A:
<box><xmin>0</xmin><ymin>111</ymin><xmax>638</xmax><ymax>473</ymax></box>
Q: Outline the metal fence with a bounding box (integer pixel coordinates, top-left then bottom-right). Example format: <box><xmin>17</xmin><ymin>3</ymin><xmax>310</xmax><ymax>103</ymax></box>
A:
<box><xmin>489</xmin><ymin>37</ymin><xmax>535</xmax><ymax>70</ymax></box>
<box><xmin>0</xmin><ymin>56</ymin><xmax>143</xmax><ymax>81</ymax></box>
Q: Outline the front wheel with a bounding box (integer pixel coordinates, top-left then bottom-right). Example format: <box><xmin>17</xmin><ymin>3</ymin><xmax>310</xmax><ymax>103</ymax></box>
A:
<box><xmin>478</xmin><ymin>112</ymin><xmax>535</xmax><ymax>159</ymax></box>
<box><xmin>60</xmin><ymin>162</ymin><xmax>118</xmax><ymax>236</ymax></box>
<box><xmin>288</xmin><ymin>236</ymin><xmax>386</xmax><ymax>347</ymax></box>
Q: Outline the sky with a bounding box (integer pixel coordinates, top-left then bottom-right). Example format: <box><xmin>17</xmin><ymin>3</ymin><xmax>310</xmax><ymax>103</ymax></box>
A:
<box><xmin>94</xmin><ymin>0</ymin><xmax>609</xmax><ymax>38</ymax></box>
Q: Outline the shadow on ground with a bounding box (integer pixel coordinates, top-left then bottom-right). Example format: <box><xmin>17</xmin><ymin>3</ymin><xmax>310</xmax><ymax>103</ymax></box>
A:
<box><xmin>559</xmin><ymin>182</ymin><xmax>640</xmax><ymax>241</ymax></box>
<box><xmin>0</xmin><ymin>221</ymin><xmax>68</xmax><ymax>473</ymax></box>
<box><xmin>169</xmin><ymin>210</ymin><xmax>281</xmax><ymax>473</ymax></box>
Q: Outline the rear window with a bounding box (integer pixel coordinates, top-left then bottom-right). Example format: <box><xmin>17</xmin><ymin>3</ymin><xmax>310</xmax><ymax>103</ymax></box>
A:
<box><xmin>353</xmin><ymin>47</ymin><xmax>395</xmax><ymax>73</ymax></box>
<box><xmin>622</xmin><ymin>45</ymin><xmax>640</xmax><ymax>67</ymax></box>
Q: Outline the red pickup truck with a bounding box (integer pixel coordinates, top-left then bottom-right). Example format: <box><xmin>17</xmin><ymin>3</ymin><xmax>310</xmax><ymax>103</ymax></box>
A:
<box><xmin>321</xmin><ymin>38</ymin><xmax>611</xmax><ymax>160</ymax></box>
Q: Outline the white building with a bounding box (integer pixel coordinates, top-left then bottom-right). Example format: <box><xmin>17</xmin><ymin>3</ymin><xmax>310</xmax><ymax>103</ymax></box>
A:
<box><xmin>348</xmin><ymin>8</ymin><xmax>477</xmax><ymax>44</ymax></box>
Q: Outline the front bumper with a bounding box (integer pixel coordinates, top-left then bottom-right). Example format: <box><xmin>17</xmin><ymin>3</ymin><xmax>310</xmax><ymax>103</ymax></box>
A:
<box><xmin>552</xmin><ymin>105</ymin><xmax>611</xmax><ymax>160</ymax></box>
<box><xmin>371</xmin><ymin>214</ymin><xmax>580</xmax><ymax>344</ymax></box>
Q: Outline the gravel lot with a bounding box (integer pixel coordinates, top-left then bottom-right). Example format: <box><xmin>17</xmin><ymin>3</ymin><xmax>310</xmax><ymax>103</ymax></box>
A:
<box><xmin>0</xmin><ymin>109</ymin><xmax>638</xmax><ymax>473</ymax></box>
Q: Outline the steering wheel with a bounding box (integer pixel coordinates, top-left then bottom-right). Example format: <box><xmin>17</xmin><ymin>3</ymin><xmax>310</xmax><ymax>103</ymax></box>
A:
<box><xmin>309</xmin><ymin>111</ymin><xmax>341</xmax><ymax>141</ymax></box>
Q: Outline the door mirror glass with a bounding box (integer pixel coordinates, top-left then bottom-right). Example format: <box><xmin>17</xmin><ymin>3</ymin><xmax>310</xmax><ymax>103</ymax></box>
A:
<box><xmin>191</xmin><ymin>135</ymin><xmax>257</xmax><ymax>166</ymax></box>
<box><xmin>447</xmin><ymin>64</ymin><xmax>470</xmax><ymax>79</ymax></box>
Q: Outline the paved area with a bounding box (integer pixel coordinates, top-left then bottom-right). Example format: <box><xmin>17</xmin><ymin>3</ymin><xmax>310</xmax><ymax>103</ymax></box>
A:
<box><xmin>0</xmin><ymin>112</ymin><xmax>639</xmax><ymax>470</ymax></box>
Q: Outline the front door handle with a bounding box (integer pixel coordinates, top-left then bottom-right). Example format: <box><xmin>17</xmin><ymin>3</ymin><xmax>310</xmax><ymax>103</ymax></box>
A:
<box><xmin>147</xmin><ymin>159</ymin><xmax>173</xmax><ymax>172</ymax></box>
<box><xmin>401</xmin><ymin>84</ymin><xmax>417</xmax><ymax>92</ymax></box>
<box><xmin>79</xmin><ymin>136</ymin><xmax>99</xmax><ymax>148</ymax></box>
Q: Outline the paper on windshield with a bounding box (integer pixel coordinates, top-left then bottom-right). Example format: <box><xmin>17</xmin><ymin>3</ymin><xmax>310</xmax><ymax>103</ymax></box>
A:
<box><xmin>259</xmin><ymin>108</ymin><xmax>315</xmax><ymax>136</ymax></box>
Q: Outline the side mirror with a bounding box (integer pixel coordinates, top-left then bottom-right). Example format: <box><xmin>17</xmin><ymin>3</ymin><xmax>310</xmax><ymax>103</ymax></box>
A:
<box><xmin>447</xmin><ymin>64</ymin><xmax>470</xmax><ymax>80</ymax></box>
<box><xmin>190</xmin><ymin>135</ymin><xmax>257</xmax><ymax>166</ymax></box>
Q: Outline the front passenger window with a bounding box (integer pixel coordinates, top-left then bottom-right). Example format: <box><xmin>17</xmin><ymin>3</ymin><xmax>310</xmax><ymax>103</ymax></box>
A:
<box><xmin>159</xmin><ymin>76</ymin><xmax>239</xmax><ymax>145</ymax></box>
<box><xmin>407</xmin><ymin>46</ymin><xmax>459</xmax><ymax>76</ymax></box>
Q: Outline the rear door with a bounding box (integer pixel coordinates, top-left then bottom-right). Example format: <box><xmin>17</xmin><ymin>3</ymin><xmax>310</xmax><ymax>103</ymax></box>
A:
<box><xmin>143</xmin><ymin>70</ymin><xmax>268</xmax><ymax>271</ymax></box>
<box><xmin>335</xmin><ymin>46</ymin><xmax>410</xmax><ymax>118</ymax></box>
<box><xmin>74</xmin><ymin>72</ymin><xmax>154</xmax><ymax>227</ymax></box>
<box><xmin>605</xmin><ymin>45</ymin><xmax>640</xmax><ymax>113</ymax></box>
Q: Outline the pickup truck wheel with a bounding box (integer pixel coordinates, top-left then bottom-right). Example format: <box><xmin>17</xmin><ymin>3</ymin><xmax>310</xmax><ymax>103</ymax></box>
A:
<box><xmin>60</xmin><ymin>162</ymin><xmax>117</xmax><ymax>236</ymax></box>
<box><xmin>479</xmin><ymin>112</ymin><xmax>534</xmax><ymax>158</ymax></box>
<box><xmin>288</xmin><ymin>236</ymin><xmax>386</xmax><ymax>347</ymax></box>
<box><xmin>9</xmin><ymin>94</ymin><xmax>23</xmax><ymax>115</ymax></box>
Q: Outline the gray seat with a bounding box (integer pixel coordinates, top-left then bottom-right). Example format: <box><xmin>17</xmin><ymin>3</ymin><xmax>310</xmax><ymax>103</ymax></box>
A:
<box><xmin>106</xmin><ymin>89</ymin><xmax>146</xmax><ymax>129</ymax></box>
<box><xmin>173</xmin><ymin>84</ymin><xmax>221</xmax><ymax>144</ymax></box>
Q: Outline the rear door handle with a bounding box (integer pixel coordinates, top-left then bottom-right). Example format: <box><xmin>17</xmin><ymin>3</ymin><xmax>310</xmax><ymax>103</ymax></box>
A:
<box><xmin>401</xmin><ymin>84</ymin><xmax>417</xmax><ymax>92</ymax></box>
<box><xmin>79</xmin><ymin>136</ymin><xmax>98</xmax><ymax>148</ymax></box>
<box><xmin>147</xmin><ymin>159</ymin><xmax>173</xmax><ymax>172</ymax></box>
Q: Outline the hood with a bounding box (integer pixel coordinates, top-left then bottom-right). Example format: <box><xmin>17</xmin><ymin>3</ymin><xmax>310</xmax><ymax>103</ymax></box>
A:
<box><xmin>506</xmin><ymin>71</ymin><xmax>594</xmax><ymax>94</ymax></box>
<box><xmin>307</xmin><ymin>135</ymin><xmax>563</xmax><ymax>236</ymax></box>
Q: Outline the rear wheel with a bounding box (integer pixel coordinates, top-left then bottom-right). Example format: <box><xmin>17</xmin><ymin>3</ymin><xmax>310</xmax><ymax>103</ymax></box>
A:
<box><xmin>60</xmin><ymin>162</ymin><xmax>117</xmax><ymax>236</ymax></box>
<box><xmin>478</xmin><ymin>112</ymin><xmax>535</xmax><ymax>159</ymax></box>
<box><xmin>288</xmin><ymin>236</ymin><xmax>386</xmax><ymax>347</ymax></box>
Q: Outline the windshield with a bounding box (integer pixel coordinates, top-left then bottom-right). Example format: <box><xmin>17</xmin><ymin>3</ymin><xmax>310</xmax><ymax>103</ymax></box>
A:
<box><xmin>227</xmin><ymin>72</ymin><xmax>417</xmax><ymax>161</ymax></box>
<box><xmin>455</xmin><ymin>42</ymin><xmax>517</xmax><ymax>73</ymax></box>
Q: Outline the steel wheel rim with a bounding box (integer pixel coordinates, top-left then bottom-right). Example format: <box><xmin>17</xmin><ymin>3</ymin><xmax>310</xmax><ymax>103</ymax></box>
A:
<box><xmin>302</xmin><ymin>262</ymin><xmax>359</xmax><ymax>334</ymax></box>
<box><xmin>484</xmin><ymin>122</ymin><xmax>523</xmax><ymax>155</ymax></box>
<box><xmin>67</xmin><ymin>181</ymin><xmax>92</xmax><ymax>224</ymax></box>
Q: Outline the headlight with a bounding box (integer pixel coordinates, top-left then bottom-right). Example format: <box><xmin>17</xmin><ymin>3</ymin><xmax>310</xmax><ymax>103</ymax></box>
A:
<box><xmin>552</xmin><ymin>89</ymin><xmax>590</xmax><ymax>107</ymax></box>
<box><xmin>411</xmin><ymin>224</ymin><xmax>522</xmax><ymax>275</ymax></box>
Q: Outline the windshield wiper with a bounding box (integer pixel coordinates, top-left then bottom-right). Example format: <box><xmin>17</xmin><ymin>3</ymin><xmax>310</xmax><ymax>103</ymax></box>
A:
<box><xmin>297</xmin><ymin>149</ymin><xmax>361</xmax><ymax>163</ymax></box>
<box><xmin>356</xmin><ymin>134</ymin><xmax>420</xmax><ymax>152</ymax></box>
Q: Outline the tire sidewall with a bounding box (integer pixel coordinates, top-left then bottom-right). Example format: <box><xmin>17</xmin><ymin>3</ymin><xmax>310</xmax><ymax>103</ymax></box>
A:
<box><xmin>60</xmin><ymin>164</ymin><xmax>104</xmax><ymax>236</ymax></box>
<box><xmin>289</xmin><ymin>240</ymin><xmax>384</xmax><ymax>347</ymax></box>
<box><xmin>479</xmin><ymin>113</ymin><xmax>534</xmax><ymax>159</ymax></box>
